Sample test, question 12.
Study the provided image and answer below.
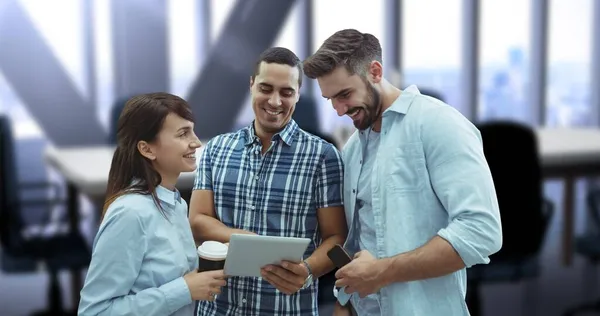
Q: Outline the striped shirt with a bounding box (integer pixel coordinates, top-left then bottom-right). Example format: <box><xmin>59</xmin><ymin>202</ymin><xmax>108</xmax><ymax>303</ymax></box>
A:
<box><xmin>194</xmin><ymin>119</ymin><xmax>344</xmax><ymax>316</ymax></box>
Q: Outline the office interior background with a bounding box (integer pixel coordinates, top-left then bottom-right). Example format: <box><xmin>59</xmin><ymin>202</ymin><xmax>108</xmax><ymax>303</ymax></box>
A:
<box><xmin>1</xmin><ymin>0</ymin><xmax>599</xmax><ymax>315</ymax></box>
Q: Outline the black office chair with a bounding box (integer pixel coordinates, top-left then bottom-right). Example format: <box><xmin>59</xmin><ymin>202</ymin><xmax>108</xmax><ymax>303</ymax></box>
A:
<box><xmin>562</xmin><ymin>189</ymin><xmax>600</xmax><ymax>316</ymax></box>
<box><xmin>0</xmin><ymin>115</ymin><xmax>91</xmax><ymax>316</ymax></box>
<box><xmin>418</xmin><ymin>87</ymin><xmax>446</xmax><ymax>103</ymax></box>
<box><xmin>466</xmin><ymin>121</ymin><xmax>554</xmax><ymax>316</ymax></box>
<box><xmin>292</xmin><ymin>96</ymin><xmax>321</xmax><ymax>135</ymax></box>
<box><xmin>107</xmin><ymin>97</ymin><xmax>130</xmax><ymax>144</ymax></box>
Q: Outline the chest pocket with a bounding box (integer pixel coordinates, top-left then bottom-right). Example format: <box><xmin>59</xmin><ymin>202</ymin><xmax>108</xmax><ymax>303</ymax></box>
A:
<box><xmin>387</xmin><ymin>142</ymin><xmax>426</xmax><ymax>192</ymax></box>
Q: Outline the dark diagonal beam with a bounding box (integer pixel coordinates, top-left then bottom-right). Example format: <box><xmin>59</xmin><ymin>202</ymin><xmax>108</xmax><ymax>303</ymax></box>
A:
<box><xmin>0</xmin><ymin>1</ymin><xmax>105</xmax><ymax>146</ymax></box>
<box><xmin>187</xmin><ymin>0</ymin><xmax>296</xmax><ymax>139</ymax></box>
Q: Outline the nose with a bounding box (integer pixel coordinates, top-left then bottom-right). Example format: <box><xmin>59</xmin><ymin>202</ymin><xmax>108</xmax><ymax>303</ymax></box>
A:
<box><xmin>268</xmin><ymin>94</ymin><xmax>282</xmax><ymax>107</ymax></box>
<box><xmin>189</xmin><ymin>134</ymin><xmax>202</xmax><ymax>149</ymax></box>
<box><xmin>332</xmin><ymin>100</ymin><xmax>347</xmax><ymax>117</ymax></box>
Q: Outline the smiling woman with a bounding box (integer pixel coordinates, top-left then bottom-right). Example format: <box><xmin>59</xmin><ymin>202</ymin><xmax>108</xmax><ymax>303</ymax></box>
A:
<box><xmin>78</xmin><ymin>92</ymin><xmax>228</xmax><ymax>316</ymax></box>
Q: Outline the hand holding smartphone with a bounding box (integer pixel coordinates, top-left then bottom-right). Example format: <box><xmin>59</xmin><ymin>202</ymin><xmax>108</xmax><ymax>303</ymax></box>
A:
<box><xmin>327</xmin><ymin>244</ymin><xmax>352</xmax><ymax>268</ymax></box>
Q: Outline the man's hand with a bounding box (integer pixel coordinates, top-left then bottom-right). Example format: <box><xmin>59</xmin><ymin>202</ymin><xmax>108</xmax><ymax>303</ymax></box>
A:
<box><xmin>261</xmin><ymin>261</ymin><xmax>309</xmax><ymax>295</ymax></box>
<box><xmin>335</xmin><ymin>250</ymin><xmax>388</xmax><ymax>298</ymax></box>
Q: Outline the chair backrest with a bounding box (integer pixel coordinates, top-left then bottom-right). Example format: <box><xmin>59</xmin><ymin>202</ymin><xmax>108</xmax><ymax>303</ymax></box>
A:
<box><xmin>588</xmin><ymin>189</ymin><xmax>600</xmax><ymax>231</ymax></box>
<box><xmin>0</xmin><ymin>115</ymin><xmax>25</xmax><ymax>252</ymax></box>
<box><xmin>292</xmin><ymin>96</ymin><xmax>320</xmax><ymax>134</ymax></box>
<box><xmin>108</xmin><ymin>97</ymin><xmax>130</xmax><ymax>144</ymax></box>
<box><xmin>477</xmin><ymin>120</ymin><xmax>547</xmax><ymax>261</ymax></box>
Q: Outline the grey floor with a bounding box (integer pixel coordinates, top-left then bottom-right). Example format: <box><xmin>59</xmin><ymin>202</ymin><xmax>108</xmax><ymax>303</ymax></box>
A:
<box><xmin>1</xmin><ymin>180</ymin><xmax>599</xmax><ymax>316</ymax></box>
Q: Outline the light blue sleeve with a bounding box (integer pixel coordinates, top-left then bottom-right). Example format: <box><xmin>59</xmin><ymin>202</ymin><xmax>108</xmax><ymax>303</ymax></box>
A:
<box><xmin>422</xmin><ymin>106</ymin><xmax>503</xmax><ymax>268</ymax></box>
<box><xmin>77</xmin><ymin>203</ymin><xmax>192</xmax><ymax>316</ymax></box>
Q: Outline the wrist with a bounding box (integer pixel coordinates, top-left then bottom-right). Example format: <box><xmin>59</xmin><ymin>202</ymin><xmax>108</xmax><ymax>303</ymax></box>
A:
<box><xmin>377</xmin><ymin>257</ymin><xmax>395</xmax><ymax>287</ymax></box>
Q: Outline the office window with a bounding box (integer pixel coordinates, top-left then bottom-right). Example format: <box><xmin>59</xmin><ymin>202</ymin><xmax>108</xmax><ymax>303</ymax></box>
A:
<box><xmin>4</xmin><ymin>0</ymin><xmax>85</xmax><ymax>139</ymax></box>
<box><xmin>312</xmin><ymin>0</ymin><xmax>386</xmax><ymax>133</ymax></box>
<box><xmin>545</xmin><ymin>0</ymin><xmax>592</xmax><ymax>127</ymax></box>
<box><xmin>402</xmin><ymin>0</ymin><xmax>462</xmax><ymax>114</ymax></box>
<box><xmin>478</xmin><ymin>0</ymin><xmax>531</xmax><ymax>123</ymax></box>
<box><xmin>168</xmin><ymin>0</ymin><xmax>200</xmax><ymax>98</ymax></box>
<box><xmin>93</xmin><ymin>0</ymin><xmax>114</xmax><ymax>130</ymax></box>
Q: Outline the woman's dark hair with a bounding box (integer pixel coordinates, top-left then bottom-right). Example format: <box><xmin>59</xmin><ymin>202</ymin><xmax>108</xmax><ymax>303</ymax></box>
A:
<box><xmin>102</xmin><ymin>92</ymin><xmax>194</xmax><ymax>218</ymax></box>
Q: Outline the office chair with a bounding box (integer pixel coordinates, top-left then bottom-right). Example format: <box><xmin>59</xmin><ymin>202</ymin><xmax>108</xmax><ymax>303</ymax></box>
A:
<box><xmin>562</xmin><ymin>189</ymin><xmax>600</xmax><ymax>316</ymax></box>
<box><xmin>107</xmin><ymin>97</ymin><xmax>130</xmax><ymax>144</ymax></box>
<box><xmin>417</xmin><ymin>87</ymin><xmax>446</xmax><ymax>103</ymax></box>
<box><xmin>466</xmin><ymin>121</ymin><xmax>554</xmax><ymax>316</ymax></box>
<box><xmin>0</xmin><ymin>115</ymin><xmax>91</xmax><ymax>316</ymax></box>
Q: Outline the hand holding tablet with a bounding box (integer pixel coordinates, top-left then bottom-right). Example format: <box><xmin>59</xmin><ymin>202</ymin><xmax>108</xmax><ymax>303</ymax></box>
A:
<box><xmin>223</xmin><ymin>234</ymin><xmax>311</xmax><ymax>278</ymax></box>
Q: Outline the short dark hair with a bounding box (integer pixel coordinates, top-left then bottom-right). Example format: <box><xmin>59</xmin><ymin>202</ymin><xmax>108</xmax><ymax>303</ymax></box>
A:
<box><xmin>252</xmin><ymin>47</ymin><xmax>303</xmax><ymax>88</ymax></box>
<box><xmin>303</xmin><ymin>29</ymin><xmax>382</xmax><ymax>79</ymax></box>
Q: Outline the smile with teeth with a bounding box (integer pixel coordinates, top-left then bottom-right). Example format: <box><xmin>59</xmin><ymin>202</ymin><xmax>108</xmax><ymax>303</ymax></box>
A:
<box><xmin>184</xmin><ymin>153</ymin><xmax>195</xmax><ymax>159</ymax></box>
<box><xmin>348</xmin><ymin>108</ymin><xmax>361</xmax><ymax>118</ymax></box>
<box><xmin>265</xmin><ymin>109</ymin><xmax>282</xmax><ymax>116</ymax></box>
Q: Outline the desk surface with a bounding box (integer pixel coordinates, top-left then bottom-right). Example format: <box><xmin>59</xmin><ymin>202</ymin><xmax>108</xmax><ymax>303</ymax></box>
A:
<box><xmin>44</xmin><ymin>146</ymin><xmax>199</xmax><ymax>197</ymax></box>
<box><xmin>45</xmin><ymin>128</ymin><xmax>600</xmax><ymax>198</ymax></box>
<box><xmin>537</xmin><ymin>128</ymin><xmax>600</xmax><ymax>168</ymax></box>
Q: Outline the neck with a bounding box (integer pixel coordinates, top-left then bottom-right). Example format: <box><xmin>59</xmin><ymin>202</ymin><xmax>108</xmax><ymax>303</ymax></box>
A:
<box><xmin>372</xmin><ymin>80</ymin><xmax>402</xmax><ymax>132</ymax></box>
<box><xmin>159</xmin><ymin>172</ymin><xmax>178</xmax><ymax>191</ymax></box>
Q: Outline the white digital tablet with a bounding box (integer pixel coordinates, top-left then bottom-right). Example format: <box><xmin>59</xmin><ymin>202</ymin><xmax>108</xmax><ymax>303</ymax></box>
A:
<box><xmin>224</xmin><ymin>234</ymin><xmax>311</xmax><ymax>278</ymax></box>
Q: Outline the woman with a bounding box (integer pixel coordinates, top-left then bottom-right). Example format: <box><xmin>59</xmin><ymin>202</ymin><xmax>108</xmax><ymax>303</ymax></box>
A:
<box><xmin>78</xmin><ymin>93</ymin><xmax>226</xmax><ymax>316</ymax></box>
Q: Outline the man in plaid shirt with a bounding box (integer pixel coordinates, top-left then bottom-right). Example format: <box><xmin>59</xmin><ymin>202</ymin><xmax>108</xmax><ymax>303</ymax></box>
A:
<box><xmin>189</xmin><ymin>47</ymin><xmax>348</xmax><ymax>316</ymax></box>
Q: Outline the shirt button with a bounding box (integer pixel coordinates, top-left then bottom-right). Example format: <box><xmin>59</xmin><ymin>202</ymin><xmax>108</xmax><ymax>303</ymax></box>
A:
<box><xmin>359</xmin><ymin>160</ymin><xmax>362</xmax><ymax>164</ymax></box>
<box><xmin>251</xmin><ymin>205</ymin><xmax>255</xmax><ymax>210</ymax></box>
<box><xmin>242</xmin><ymin>298</ymin><xmax>247</xmax><ymax>304</ymax></box>
<box><xmin>352</xmin><ymin>189</ymin><xmax>356</xmax><ymax>194</ymax></box>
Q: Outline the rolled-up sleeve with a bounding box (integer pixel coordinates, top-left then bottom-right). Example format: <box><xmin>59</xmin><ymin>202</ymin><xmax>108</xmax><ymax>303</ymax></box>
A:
<box><xmin>194</xmin><ymin>140</ymin><xmax>213</xmax><ymax>190</ymax></box>
<box><xmin>315</xmin><ymin>144</ymin><xmax>344</xmax><ymax>208</ymax></box>
<box><xmin>78</xmin><ymin>205</ymin><xmax>192</xmax><ymax>316</ymax></box>
<box><xmin>422</xmin><ymin>106</ymin><xmax>503</xmax><ymax>268</ymax></box>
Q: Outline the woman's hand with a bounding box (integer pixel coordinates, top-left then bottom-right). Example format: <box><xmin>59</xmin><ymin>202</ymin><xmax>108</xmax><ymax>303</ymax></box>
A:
<box><xmin>184</xmin><ymin>269</ymin><xmax>227</xmax><ymax>301</ymax></box>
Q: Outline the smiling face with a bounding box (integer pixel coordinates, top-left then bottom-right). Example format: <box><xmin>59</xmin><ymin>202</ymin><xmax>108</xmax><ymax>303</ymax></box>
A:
<box><xmin>317</xmin><ymin>66</ymin><xmax>382</xmax><ymax>131</ymax></box>
<box><xmin>141</xmin><ymin>112</ymin><xmax>202</xmax><ymax>184</ymax></box>
<box><xmin>250</xmin><ymin>61</ymin><xmax>300</xmax><ymax>136</ymax></box>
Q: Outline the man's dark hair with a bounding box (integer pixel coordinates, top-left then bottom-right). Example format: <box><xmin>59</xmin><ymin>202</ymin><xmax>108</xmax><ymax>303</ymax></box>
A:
<box><xmin>252</xmin><ymin>47</ymin><xmax>303</xmax><ymax>88</ymax></box>
<box><xmin>303</xmin><ymin>29</ymin><xmax>382</xmax><ymax>79</ymax></box>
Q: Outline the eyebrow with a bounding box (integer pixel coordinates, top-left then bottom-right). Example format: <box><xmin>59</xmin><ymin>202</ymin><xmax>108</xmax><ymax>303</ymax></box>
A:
<box><xmin>259</xmin><ymin>83</ymin><xmax>296</xmax><ymax>93</ymax></box>
<box><xmin>323</xmin><ymin>88</ymin><xmax>352</xmax><ymax>99</ymax></box>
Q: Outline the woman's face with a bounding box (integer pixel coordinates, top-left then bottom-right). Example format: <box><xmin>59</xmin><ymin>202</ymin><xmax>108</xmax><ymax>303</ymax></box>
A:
<box><xmin>144</xmin><ymin>112</ymin><xmax>202</xmax><ymax>185</ymax></box>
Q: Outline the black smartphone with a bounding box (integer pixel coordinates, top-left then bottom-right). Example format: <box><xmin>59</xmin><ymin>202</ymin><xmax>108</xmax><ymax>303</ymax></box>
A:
<box><xmin>327</xmin><ymin>244</ymin><xmax>352</xmax><ymax>268</ymax></box>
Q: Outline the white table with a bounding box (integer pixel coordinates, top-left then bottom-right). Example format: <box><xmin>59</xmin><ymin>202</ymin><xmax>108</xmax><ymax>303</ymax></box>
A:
<box><xmin>536</xmin><ymin>128</ymin><xmax>600</xmax><ymax>265</ymax></box>
<box><xmin>44</xmin><ymin>146</ymin><xmax>198</xmax><ymax>199</ymax></box>
<box><xmin>45</xmin><ymin>128</ymin><xmax>600</xmax><ymax>266</ymax></box>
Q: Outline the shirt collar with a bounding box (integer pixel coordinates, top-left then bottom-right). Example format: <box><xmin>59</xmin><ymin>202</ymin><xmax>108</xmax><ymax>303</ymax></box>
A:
<box><xmin>155</xmin><ymin>184</ymin><xmax>181</xmax><ymax>206</ymax></box>
<box><xmin>385</xmin><ymin>84</ymin><xmax>420</xmax><ymax>115</ymax></box>
<box><xmin>243</xmin><ymin>119</ymin><xmax>299</xmax><ymax>147</ymax></box>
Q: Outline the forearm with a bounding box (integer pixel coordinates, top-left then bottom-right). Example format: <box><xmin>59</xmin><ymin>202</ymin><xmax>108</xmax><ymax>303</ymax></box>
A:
<box><xmin>305</xmin><ymin>233</ymin><xmax>346</xmax><ymax>278</ymax></box>
<box><xmin>380</xmin><ymin>236</ymin><xmax>465</xmax><ymax>284</ymax></box>
<box><xmin>190</xmin><ymin>214</ymin><xmax>256</xmax><ymax>244</ymax></box>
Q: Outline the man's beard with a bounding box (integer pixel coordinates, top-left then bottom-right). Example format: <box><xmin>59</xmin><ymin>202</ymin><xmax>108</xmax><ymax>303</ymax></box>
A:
<box><xmin>354</xmin><ymin>83</ymin><xmax>382</xmax><ymax>131</ymax></box>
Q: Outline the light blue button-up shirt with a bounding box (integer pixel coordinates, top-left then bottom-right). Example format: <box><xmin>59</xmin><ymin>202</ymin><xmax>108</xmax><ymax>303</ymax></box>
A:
<box><xmin>78</xmin><ymin>185</ymin><xmax>199</xmax><ymax>316</ymax></box>
<box><xmin>337</xmin><ymin>86</ymin><xmax>502</xmax><ymax>315</ymax></box>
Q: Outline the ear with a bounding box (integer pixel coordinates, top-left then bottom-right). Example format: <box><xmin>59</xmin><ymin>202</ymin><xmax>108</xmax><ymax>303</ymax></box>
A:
<box><xmin>249</xmin><ymin>76</ymin><xmax>255</xmax><ymax>91</ymax></box>
<box><xmin>137</xmin><ymin>140</ymin><xmax>156</xmax><ymax>161</ymax></box>
<box><xmin>368</xmin><ymin>61</ymin><xmax>383</xmax><ymax>84</ymax></box>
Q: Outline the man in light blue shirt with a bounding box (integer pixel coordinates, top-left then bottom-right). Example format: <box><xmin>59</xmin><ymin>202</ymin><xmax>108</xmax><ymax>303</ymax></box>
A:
<box><xmin>303</xmin><ymin>29</ymin><xmax>503</xmax><ymax>315</ymax></box>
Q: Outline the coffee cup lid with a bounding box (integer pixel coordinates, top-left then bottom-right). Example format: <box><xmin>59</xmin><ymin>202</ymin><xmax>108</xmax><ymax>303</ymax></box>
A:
<box><xmin>197</xmin><ymin>241</ymin><xmax>228</xmax><ymax>259</ymax></box>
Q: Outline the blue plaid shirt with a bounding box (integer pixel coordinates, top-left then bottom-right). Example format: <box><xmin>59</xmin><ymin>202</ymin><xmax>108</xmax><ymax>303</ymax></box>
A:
<box><xmin>194</xmin><ymin>119</ymin><xmax>344</xmax><ymax>316</ymax></box>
